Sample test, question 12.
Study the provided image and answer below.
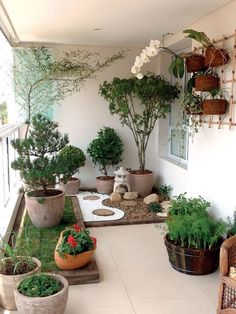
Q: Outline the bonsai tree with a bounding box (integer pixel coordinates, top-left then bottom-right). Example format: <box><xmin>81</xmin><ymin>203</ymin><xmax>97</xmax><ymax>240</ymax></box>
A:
<box><xmin>11</xmin><ymin>114</ymin><xmax>81</xmax><ymax>195</ymax></box>
<box><xmin>99</xmin><ymin>73</ymin><xmax>179</xmax><ymax>171</ymax></box>
<box><xmin>87</xmin><ymin>127</ymin><xmax>124</xmax><ymax>177</ymax></box>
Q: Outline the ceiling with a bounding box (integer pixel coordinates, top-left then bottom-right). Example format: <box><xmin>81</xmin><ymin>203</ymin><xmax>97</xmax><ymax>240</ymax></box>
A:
<box><xmin>1</xmin><ymin>0</ymin><xmax>232</xmax><ymax>47</ymax></box>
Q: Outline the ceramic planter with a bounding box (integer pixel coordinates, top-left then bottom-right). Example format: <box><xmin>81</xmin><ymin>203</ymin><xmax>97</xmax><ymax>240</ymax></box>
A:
<box><xmin>54</xmin><ymin>231</ymin><xmax>96</xmax><ymax>270</ymax></box>
<box><xmin>203</xmin><ymin>99</ymin><xmax>227</xmax><ymax>115</ymax></box>
<box><xmin>164</xmin><ymin>234</ymin><xmax>222</xmax><ymax>275</ymax></box>
<box><xmin>0</xmin><ymin>257</ymin><xmax>41</xmax><ymax>310</ymax></box>
<box><xmin>14</xmin><ymin>273</ymin><xmax>68</xmax><ymax>314</ymax></box>
<box><xmin>195</xmin><ymin>75</ymin><xmax>219</xmax><ymax>91</ymax></box>
<box><xmin>205</xmin><ymin>47</ymin><xmax>230</xmax><ymax>67</ymax></box>
<box><xmin>186</xmin><ymin>54</ymin><xmax>205</xmax><ymax>73</ymax></box>
<box><xmin>96</xmin><ymin>176</ymin><xmax>114</xmax><ymax>194</ymax></box>
<box><xmin>56</xmin><ymin>177</ymin><xmax>80</xmax><ymax>195</ymax></box>
<box><xmin>25</xmin><ymin>189</ymin><xmax>65</xmax><ymax>228</ymax></box>
<box><xmin>129</xmin><ymin>171</ymin><xmax>154</xmax><ymax>197</ymax></box>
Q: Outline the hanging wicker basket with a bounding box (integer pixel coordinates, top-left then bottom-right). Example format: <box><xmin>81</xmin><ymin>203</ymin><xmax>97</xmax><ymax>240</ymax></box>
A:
<box><xmin>205</xmin><ymin>47</ymin><xmax>230</xmax><ymax>67</ymax></box>
<box><xmin>186</xmin><ymin>54</ymin><xmax>206</xmax><ymax>73</ymax></box>
<box><xmin>195</xmin><ymin>75</ymin><xmax>219</xmax><ymax>91</ymax></box>
<box><xmin>203</xmin><ymin>99</ymin><xmax>227</xmax><ymax>115</ymax></box>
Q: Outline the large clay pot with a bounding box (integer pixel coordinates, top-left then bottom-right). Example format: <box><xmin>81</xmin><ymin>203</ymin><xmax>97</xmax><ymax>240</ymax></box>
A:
<box><xmin>54</xmin><ymin>231</ymin><xmax>96</xmax><ymax>270</ymax></box>
<box><xmin>164</xmin><ymin>234</ymin><xmax>222</xmax><ymax>275</ymax></box>
<box><xmin>186</xmin><ymin>54</ymin><xmax>205</xmax><ymax>73</ymax></box>
<box><xmin>25</xmin><ymin>189</ymin><xmax>65</xmax><ymax>228</ymax></box>
<box><xmin>96</xmin><ymin>176</ymin><xmax>114</xmax><ymax>194</ymax></box>
<box><xmin>195</xmin><ymin>75</ymin><xmax>219</xmax><ymax>91</ymax></box>
<box><xmin>56</xmin><ymin>178</ymin><xmax>80</xmax><ymax>195</ymax></box>
<box><xmin>203</xmin><ymin>99</ymin><xmax>227</xmax><ymax>115</ymax></box>
<box><xmin>129</xmin><ymin>171</ymin><xmax>154</xmax><ymax>197</ymax></box>
<box><xmin>14</xmin><ymin>273</ymin><xmax>68</xmax><ymax>314</ymax></box>
<box><xmin>205</xmin><ymin>47</ymin><xmax>230</xmax><ymax>67</ymax></box>
<box><xmin>0</xmin><ymin>257</ymin><xmax>41</xmax><ymax>310</ymax></box>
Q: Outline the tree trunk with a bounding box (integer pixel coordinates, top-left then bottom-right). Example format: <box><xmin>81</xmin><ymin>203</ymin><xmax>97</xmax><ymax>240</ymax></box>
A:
<box><xmin>138</xmin><ymin>146</ymin><xmax>145</xmax><ymax>171</ymax></box>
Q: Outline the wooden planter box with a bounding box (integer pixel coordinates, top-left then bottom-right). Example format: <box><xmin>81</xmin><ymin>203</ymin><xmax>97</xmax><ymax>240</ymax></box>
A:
<box><xmin>186</xmin><ymin>54</ymin><xmax>205</xmax><ymax>73</ymax></box>
<box><xmin>203</xmin><ymin>99</ymin><xmax>227</xmax><ymax>115</ymax></box>
<box><xmin>195</xmin><ymin>75</ymin><xmax>219</xmax><ymax>91</ymax></box>
<box><xmin>205</xmin><ymin>47</ymin><xmax>230</xmax><ymax>67</ymax></box>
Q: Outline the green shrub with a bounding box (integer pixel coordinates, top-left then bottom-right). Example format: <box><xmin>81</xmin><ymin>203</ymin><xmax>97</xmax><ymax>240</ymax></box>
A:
<box><xmin>159</xmin><ymin>184</ymin><xmax>173</xmax><ymax>201</ymax></box>
<box><xmin>18</xmin><ymin>274</ymin><xmax>61</xmax><ymax>297</ymax></box>
<box><xmin>148</xmin><ymin>202</ymin><xmax>162</xmax><ymax>212</ymax></box>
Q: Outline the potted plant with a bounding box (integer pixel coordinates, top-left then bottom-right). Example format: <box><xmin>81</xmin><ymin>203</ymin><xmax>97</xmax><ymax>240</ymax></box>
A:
<box><xmin>183</xmin><ymin>29</ymin><xmax>230</xmax><ymax>68</ymax></box>
<box><xmin>11</xmin><ymin>114</ymin><xmax>83</xmax><ymax>228</ymax></box>
<box><xmin>57</xmin><ymin>145</ymin><xmax>86</xmax><ymax>195</ymax></box>
<box><xmin>87</xmin><ymin>126</ymin><xmax>124</xmax><ymax>194</ymax></box>
<box><xmin>54</xmin><ymin>224</ymin><xmax>96</xmax><ymax>270</ymax></box>
<box><xmin>185</xmin><ymin>53</ymin><xmax>206</xmax><ymax>73</ymax></box>
<box><xmin>100</xmin><ymin>74</ymin><xmax>179</xmax><ymax>197</ymax></box>
<box><xmin>164</xmin><ymin>193</ymin><xmax>227</xmax><ymax>275</ymax></box>
<box><xmin>202</xmin><ymin>88</ymin><xmax>228</xmax><ymax>115</ymax></box>
<box><xmin>193</xmin><ymin>69</ymin><xmax>220</xmax><ymax>92</ymax></box>
<box><xmin>14</xmin><ymin>273</ymin><xmax>68</xmax><ymax>314</ymax></box>
<box><xmin>158</xmin><ymin>184</ymin><xmax>173</xmax><ymax>202</ymax></box>
<box><xmin>0</xmin><ymin>235</ymin><xmax>41</xmax><ymax>310</ymax></box>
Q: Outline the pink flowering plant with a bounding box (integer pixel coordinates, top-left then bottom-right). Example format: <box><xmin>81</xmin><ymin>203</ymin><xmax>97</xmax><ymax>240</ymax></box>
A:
<box><xmin>57</xmin><ymin>224</ymin><xmax>96</xmax><ymax>258</ymax></box>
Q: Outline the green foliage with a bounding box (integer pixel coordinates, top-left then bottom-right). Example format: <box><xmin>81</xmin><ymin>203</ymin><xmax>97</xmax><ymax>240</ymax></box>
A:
<box><xmin>159</xmin><ymin>184</ymin><xmax>173</xmax><ymax>201</ymax></box>
<box><xmin>167</xmin><ymin>193</ymin><xmax>227</xmax><ymax>249</ymax></box>
<box><xmin>168</xmin><ymin>56</ymin><xmax>184</xmax><ymax>79</ymax></box>
<box><xmin>182</xmin><ymin>92</ymin><xmax>203</xmax><ymax>114</ymax></box>
<box><xmin>183</xmin><ymin>29</ymin><xmax>214</xmax><ymax>48</ymax></box>
<box><xmin>18</xmin><ymin>274</ymin><xmax>61</xmax><ymax>297</ymax></box>
<box><xmin>87</xmin><ymin>127</ymin><xmax>124</xmax><ymax>176</ymax></box>
<box><xmin>148</xmin><ymin>202</ymin><xmax>162</xmax><ymax>212</ymax></box>
<box><xmin>227</xmin><ymin>211</ymin><xmax>236</xmax><ymax>236</ymax></box>
<box><xmin>58</xmin><ymin>145</ymin><xmax>86</xmax><ymax>179</ymax></box>
<box><xmin>0</xmin><ymin>101</ymin><xmax>8</xmax><ymax>125</ymax></box>
<box><xmin>11</xmin><ymin>114</ymin><xmax>80</xmax><ymax>193</ymax></box>
<box><xmin>14</xmin><ymin>47</ymin><xmax>125</xmax><ymax>138</ymax></box>
<box><xmin>99</xmin><ymin>73</ymin><xmax>180</xmax><ymax>170</ymax></box>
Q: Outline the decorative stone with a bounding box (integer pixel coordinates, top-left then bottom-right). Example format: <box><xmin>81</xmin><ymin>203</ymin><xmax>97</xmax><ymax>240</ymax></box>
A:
<box><xmin>120</xmin><ymin>200</ymin><xmax>137</xmax><ymax>207</ymax></box>
<box><xmin>113</xmin><ymin>167</ymin><xmax>130</xmax><ymax>193</ymax></box>
<box><xmin>83</xmin><ymin>195</ymin><xmax>100</xmax><ymax>201</ymax></box>
<box><xmin>110</xmin><ymin>192</ymin><xmax>122</xmax><ymax>202</ymax></box>
<box><xmin>161</xmin><ymin>200</ymin><xmax>171</xmax><ymax>213</ymax></box>
<box><xmin>156</xmin><ymin>212</ymin><xmax>167</xmax><ymax>218</ymax></box>
<box><xmin>92</xmin><ymin>209</ymin><xmax>115</xmax><ymax>216</ymax></box>
<box><xmin>123</xmin><ymin>192</ymin><xmax>138</xmax><ymax>200</ymax></box>
<box><xmin>143</xmin><ymin>193</ymin><xmax>159</xmax><ymax>205</ymax></box>
<box><xmin>116</xmin><ymin>186</ymin><xmax>127</xmax><ymax>195</ymax></box>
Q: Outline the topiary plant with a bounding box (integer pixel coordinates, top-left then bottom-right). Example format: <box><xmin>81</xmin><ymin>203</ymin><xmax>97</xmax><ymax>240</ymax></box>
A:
<box><xmin>87</xmin><ymin>127</ymin><xmax>124</xmax><ymax>177</ymax></box>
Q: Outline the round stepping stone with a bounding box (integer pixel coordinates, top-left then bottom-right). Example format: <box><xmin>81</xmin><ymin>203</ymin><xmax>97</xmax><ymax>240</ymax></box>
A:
<box><xmin>83</xmin><ymin>195</ymin><xmax>100</xmax><ymax>201</ymax></box>
<box><xmin>120</xmin><ymin>200</ymin><xmax>137</xmax><ymax>207</ymax></box>
<box><xmin>92</xmin><ymin>208</ymin><xmax>115</xmax><ymax>216</ymax></box>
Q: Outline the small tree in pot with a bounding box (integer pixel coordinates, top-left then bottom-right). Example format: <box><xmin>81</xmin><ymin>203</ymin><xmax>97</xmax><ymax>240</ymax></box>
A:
<box><xmin>99</xmin><ymin>73</ymin><xmax>179</xmax><ymax>196</ymax></box>
<box><xmin>11</xmin><ymin>114</ymin><xmax>82</xmax><ymax>228</ymax></box>
<box><xmin>87</xmin><ymin>127</ymin><xmax>124</xmax><ymax>194</ymax></box>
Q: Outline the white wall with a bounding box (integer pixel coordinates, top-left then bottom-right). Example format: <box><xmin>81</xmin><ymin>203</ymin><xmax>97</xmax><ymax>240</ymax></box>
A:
<box><xmin>53</xmin><ymin>45</ymin><xmax>157</xmax><ymax>188</ymax></box>
<box><xmin>156</xmin><ymin>0</ymin><xmax>236</xmax><ymax>219</ymax></box>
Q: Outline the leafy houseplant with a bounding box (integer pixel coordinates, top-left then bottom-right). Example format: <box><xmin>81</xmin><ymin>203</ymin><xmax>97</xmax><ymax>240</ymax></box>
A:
<box><xmin>164</xmin><ymin>193</ymin><xmax>227</xmax><ymax>275</ymax></box>
<box><xmin>14</xmin><ymin>273</ymin><xmax>69</xmax><ymax>314</ymax></box>
<box><xmin>11</xmin><ymin>114</ymin><xmax>82</xmax><ymax>228</ymax></box>
<box><xmin>87</xmin><ymin>127</ymin><xmax>124</xmax><ymax>194</ymax></box>
<box><xmin>202</xmin><ymin>88</ymin><xmax>228</xmax><ymax>115</ymax></box>
<box><xmin>159</xmin><ymin>184</ymin><xmax>173</xmax><ymax>202</ymax></box>
<box><xmin>54</xmin><ymin>224</ymin><xmax>96</xmax><ymax>270</ymax></box>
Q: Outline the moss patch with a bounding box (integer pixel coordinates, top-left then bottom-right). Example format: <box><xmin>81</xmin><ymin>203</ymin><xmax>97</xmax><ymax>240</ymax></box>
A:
<box><xmin>20</xmin><ymin>197</ymin><xmax>77</xmax><ymax>272</ymax></box>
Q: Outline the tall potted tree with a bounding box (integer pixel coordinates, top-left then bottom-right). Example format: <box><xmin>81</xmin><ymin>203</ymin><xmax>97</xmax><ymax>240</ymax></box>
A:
<box><xmin>87</xmin><ymin>127</ymin><xmax>124</xmax><ymax>194</ymax></box>
<box><xmin>99</xmin><ymin>73</ymin><xmax>179</xmax><ymax>196</ymax></box>
<box><xmin>11</xmin><ymin>114</ymin><xmax>83</xmax><ymax>228</ymax></box>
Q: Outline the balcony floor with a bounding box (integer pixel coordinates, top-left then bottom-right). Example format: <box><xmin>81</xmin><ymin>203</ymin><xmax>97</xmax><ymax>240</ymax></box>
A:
<box><xmin>0</xmin><ymin>224</ymin><xmax>218</xmax><ymax>314</ymax></box>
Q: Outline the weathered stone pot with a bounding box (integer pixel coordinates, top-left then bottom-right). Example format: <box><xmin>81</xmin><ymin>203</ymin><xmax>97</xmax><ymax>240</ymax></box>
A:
<box><xmin>14</xmin><ymin>273</ymin><xmax>68</xmax><ymax>314</ymax></box>
<box><xmin>164</xmin><ymin>234</ymin><xmax>222</xmax><ymax>275</ymax></box>
<box><xmin>54</xmin><ymin>231</ymin><xmax>96</xmax><ymax>270</ymax></box>
<box><xmin>56</xmin><ymin>178</ymin><xmax>80</xmax><ymax>195</ymax></box>
<box><xmin>205</xmin><ymin>47</ymin><xmax>230</xmax><ymax>67</ymax></box>
<box><xmin>203</xmin><ymin>99</ymin><xmax>227</xmax><ymax>115</ymax></box>
<box><xmin>96</xmin><ymin>176</ymin><xmax>114</xmax><ymax>194</ymax></box>
<box><xmin>25</xmin><ymin>189</ymin><xmax>65</xmax><ymax>228</ymax></box>
<box><xmin>129</xmin><ymin>171</ymin><xmax>154</xmax><ymax>197</ymax></box>
<box><xmin>0</xmin><ymin>257</ymin><xmax>41</xmax><ymax>310</ymax></box>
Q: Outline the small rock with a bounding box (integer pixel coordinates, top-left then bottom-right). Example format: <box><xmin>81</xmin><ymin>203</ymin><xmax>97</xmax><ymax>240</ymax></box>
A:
<box><xmin>110</xmin><ymin>192</ymin><xmax>122</xmax><ymax>202</ymax></box>
<box><xmin>143</xmin><ymin>193</ymin><xmax>159</xmax><ymax>205</ymax></box>
<box><xmin>116</xmin><ymin>186</ymin><xmax>127</xmax><ymax>195</ymax></box>
<box><xmin>124</xmin><ymin>192</ymin><xmax>138</xmax><ymax>200</ymax></box>
<box><xmin>161</xmin><ymin>200</ymin><xmax>171</xmax><ymax>213</ymax></box>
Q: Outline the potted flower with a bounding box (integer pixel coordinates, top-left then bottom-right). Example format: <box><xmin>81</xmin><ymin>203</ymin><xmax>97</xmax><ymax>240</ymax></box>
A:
<box><xmin>164</xmin><ymin>193</ymin><xmax>227</xmax><ymax>275</ymax></box>
<box><xmin>87</xmin><ymin>126</ymin><xmax>124</xmax><ymax>194</ymax></box>
<box><xmin>0</xmin><ymin>235</ymin><xmax>41</xmax><ymax>310</ymax></box>
<box><xmin>14</xmin><ymin>273</ymin><xmax>68</xmax><ymax>314</ymax></box>
<box><xmin>57</xmin><ymin>145</ymin><xmax>86</xmax><ymax>195</ymax></box>
<box><xmin>100</xmin><ymin>74</ymin><xmax>179</xmax><ymax>196</ymax></box>
<box><xmin>54</xmin><ymin>224</ymin><xmax>96</xmax><ymax>270</ymax></box>
<box><xmin>11</xmin><ymin>114</ymin><xmax>83</xmax><ymax>228</ymax></box>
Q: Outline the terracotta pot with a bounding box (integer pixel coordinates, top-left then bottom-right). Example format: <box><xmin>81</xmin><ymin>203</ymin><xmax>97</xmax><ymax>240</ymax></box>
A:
<box><xmin>186</xmin><ymin>54</ymin><xmax>206</xmax><ymax>73</ymax></box>
<box><xmin>14</xmin><ymin>273</ymin><xmax>68</xmax><ymax>314</ymax></box>
<box><xmin>96</xmin><ymin>176</ymin><xmax>114</xmax><ymax>194</ymax></box>
<box><xmin>205</xmin><ymin>47</ymin><xmax>230</xmax><ymax>67</ymax></box>
<box><xmin>164</xmin><ymin>234</ymin><xmax>222</xmax><ymax>275</ymax></box>
<box><xmin>54</xmin><ymin>231</ymin><xmax>96</xmax><ymax>270</ymax></box>
<box><xmin>195</xmin><ymin>75</ymin><xmax>219</xmax><ymax>91</ymax></box>
<box><xmin>0</xmin><ymin>257</ymin><xmax>41</xmax><ymax>310</ymax></box>
<box><xmin>56</xmin><ymin>178</ymin><xmax>80</xmax><ymax>195</ymax></box>
<box><xmin>129</xmin><ymin>171</ymin><xmax>154</xmax><ymax>197</ymax></box>
<box><xmin>25</xmin><ymin>189</ymin><xmax>65</xmax><ymax>228</ymax></box>
<box><xmin>203</xmin><ymin>99</ymin><xmax>227</xmax><ymax>115</ymax></box>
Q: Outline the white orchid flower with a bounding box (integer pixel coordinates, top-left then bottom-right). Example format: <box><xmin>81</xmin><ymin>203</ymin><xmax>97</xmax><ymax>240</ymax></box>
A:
<box><xmin>131</xmin><ymin>65</ymin><xmax>138</xmax><ymax>74</ymax></box>
<box><xmin>134</xmin><ymin>56</ymin><xmax>143</xmax><ymax>67</ymax></box>
<box><xmin>149</xmin><ymin>39</ymin><xmax>160</xmax><ymax>49</ymax></box>
<box><xmin>140</xmin><ymin>52</ymin><xmax>149</xmax><ymax>63</ymax></box>
<box><xmin>136</xmin><ymin>72</ymin><xmax>143</xmax><ymax>79</ymax></box>
<box><xmin>145</xmin><ymin>46</ymin><xmax>158</xmax><ymax>57</ymax></box>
